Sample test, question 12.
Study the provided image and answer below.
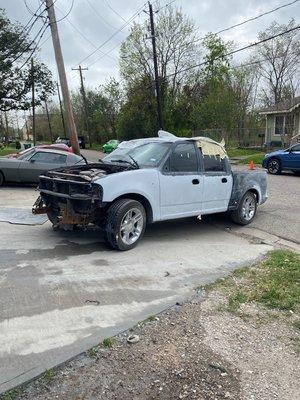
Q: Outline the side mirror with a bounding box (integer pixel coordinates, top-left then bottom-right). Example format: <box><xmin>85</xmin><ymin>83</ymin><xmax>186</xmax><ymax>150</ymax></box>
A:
<box><xmin>30</xmin><ymin>159</ymin><xmax>36</xmax><ymax>163</ymax></box>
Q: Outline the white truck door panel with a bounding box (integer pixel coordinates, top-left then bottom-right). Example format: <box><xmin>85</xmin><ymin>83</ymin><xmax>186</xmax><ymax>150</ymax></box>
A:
<box><xmin>202</xmin><ymin>174</ymin><xmax>233</xmax><ymax>213</ymax></box>
<box><xmin>200</xmin><ymin>153</ymin><xmax>233</xmax><ymax>213</ymax></box>
<box><xmin>159</xmin><ymin>142</ymin><xmax>203</xmax><ymax>219</ymax></box>
<box><xmin>159</xmin><ymin>174</ymin><xmax>203</xmax><ymax>219</ymax></box>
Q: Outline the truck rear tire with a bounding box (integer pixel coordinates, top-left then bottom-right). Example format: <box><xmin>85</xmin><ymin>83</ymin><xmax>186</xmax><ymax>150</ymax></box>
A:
<box><xmin>230</xmin><ymin>191</ymin><xmax>257</xmax><ymax>225</ymax></box>
<box><xmin>104</xmin><ymin>198</ymin><xmax>146</xmax><ymax>251</ymax></box>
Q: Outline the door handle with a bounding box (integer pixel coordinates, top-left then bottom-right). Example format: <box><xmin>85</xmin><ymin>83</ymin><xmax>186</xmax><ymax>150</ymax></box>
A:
<box><xmin>222</xmin><ymin>178</ymin><xmax>227</xmax><ymax>183</ymax></box>
<box><xmin>192</xmin><ymin>179</ymin><xmax>200</xmax><ymax>185</ymax></box>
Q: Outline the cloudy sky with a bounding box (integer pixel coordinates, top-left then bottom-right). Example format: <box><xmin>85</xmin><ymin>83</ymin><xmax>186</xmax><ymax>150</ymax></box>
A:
<box><xmin>1</xmin><ymin>0</ymin><xmax>300</xmax><ymax>93</ymax></box>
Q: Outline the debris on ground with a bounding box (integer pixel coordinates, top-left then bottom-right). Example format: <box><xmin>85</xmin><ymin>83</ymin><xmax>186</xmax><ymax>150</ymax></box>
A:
<box><xmin>127</xmin><ymin>334</ymin><xmax>140</xmax><ymax>344</ymax></box>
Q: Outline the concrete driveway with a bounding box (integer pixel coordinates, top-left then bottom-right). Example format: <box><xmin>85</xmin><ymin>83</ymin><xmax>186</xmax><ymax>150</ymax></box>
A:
<box><xmin>0</xmin><ymin>164</ymin><xmax>299</xmax><ymax>393</ymax></box>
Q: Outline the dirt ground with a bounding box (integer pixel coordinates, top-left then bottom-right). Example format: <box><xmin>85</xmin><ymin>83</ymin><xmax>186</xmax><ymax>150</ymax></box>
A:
<box><xmin>10</xmin><ymin>279</ymin><xmax>299</xmax><ymax>400</ymax></box>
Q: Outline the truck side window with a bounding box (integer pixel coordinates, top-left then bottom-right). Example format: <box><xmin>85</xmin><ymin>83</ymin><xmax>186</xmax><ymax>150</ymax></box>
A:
<box><xmin>170</xmin><ymin>143</ymin><xmax>198</xmax><ymax>173</ymax></box>
<box><xmin>203</xmin><ymin>154</ymin><xmax>227</xmax><ymax>172</ymax></box>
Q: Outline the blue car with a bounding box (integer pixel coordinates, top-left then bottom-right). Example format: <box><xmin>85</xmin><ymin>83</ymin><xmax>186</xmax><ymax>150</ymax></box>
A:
<box><xmin>262</xmin><ymin>143</ymin><xmax>300</xmax><ymax>175</ymax></box>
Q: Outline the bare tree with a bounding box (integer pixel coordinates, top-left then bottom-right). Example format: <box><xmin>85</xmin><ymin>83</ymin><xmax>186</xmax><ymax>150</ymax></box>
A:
<box><xmin>230</xmin><ymin>64</ymin><xmax>260</xmax><ymax>145</ymax></box>
<box><xmin>119</xmin><ymin>6</ymin><xmax>200</xmax><ymax>98</ymax></box>
<box><xmin>254</xmin><ymin>19</ymin><xmax>300</xmax><ymax>106</ymax></box>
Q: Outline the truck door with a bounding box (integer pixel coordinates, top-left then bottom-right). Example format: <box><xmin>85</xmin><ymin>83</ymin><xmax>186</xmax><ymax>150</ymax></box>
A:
<box><xmin>199</xmin><ymin>151</ymin><xmax>233</xmax><ymax>214</ymax></box>
<box><xmin>159</xmin><ymin>142</ymin><xmax>203</xmax><ymax>220</ymax></box>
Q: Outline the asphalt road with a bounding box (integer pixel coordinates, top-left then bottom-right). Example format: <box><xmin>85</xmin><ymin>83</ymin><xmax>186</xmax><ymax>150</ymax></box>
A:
<box><xmin>0</xmin><ymin>158</ymin><xmax>298</xmax><ymax>393</ymax></box>
<box><xmin>232</xmin><ymin>167</ymin><xmax>300</xmax><ymax>245</ymax></box>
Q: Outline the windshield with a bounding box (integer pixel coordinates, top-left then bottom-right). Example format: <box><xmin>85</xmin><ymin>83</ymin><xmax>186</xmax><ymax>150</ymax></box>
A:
<box><xmin>103</xmin><ymin>142</ymin><xmax>171</xmax><ymax>167</ymax></box>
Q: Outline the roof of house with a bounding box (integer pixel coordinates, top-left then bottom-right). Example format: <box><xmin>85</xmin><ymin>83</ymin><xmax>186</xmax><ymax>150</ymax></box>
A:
<box><xmin>259</xmin><ymin>96</ymin><xmax>300</xmax><ymax>115</ymax></box>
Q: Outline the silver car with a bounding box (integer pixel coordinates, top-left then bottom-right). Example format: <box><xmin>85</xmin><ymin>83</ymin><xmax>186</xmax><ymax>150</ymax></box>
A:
<box><xmin>0</xmin><ymin>148</ymin><xmax>85</xmax><ymax>185</ymax></box>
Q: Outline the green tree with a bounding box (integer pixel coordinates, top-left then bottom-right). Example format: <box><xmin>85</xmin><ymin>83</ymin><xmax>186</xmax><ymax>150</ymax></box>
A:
<box><xmin>0</xmin><ymin>9</ymin><xmax>54</xmax><ymax>112</ymax></box>
<box><xmin>72</xmin><ymin>78</ymin><xmax>123</xmax><ymax>144</ymax></box>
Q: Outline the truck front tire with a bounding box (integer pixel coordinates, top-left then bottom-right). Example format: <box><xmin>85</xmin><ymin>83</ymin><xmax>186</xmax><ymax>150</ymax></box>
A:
<box><xmin>230</xmin><ymin>191</ymin><xmax>257</xmax><ymax>225</ymax></box>
<box><xmin>104</xmin><ymin>199</ymin><xmax>146</xmax><ymax>251</ymax></box>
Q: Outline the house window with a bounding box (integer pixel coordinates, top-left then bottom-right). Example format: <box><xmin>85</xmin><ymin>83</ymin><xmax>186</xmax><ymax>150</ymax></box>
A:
<box><xmin>275</xmin><ymin>116</ymin><xmax>284</xmax><ymax>135</ymax></box>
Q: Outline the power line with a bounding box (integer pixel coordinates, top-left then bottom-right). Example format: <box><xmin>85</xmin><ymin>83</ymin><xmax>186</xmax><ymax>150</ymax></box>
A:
<box><xmin>23</xmin><ymin>0</ymin><xmax>42</xmax><ymax>16</ymax></box>
<box><xmin>87</xmin><ymin>42</ymin><xmax>120</xmax><ymax>67</ymax></box>
<box><xmin>55</xmin><ymin>5</ymin><xmax>118</xmax><ymax>62</ymax></box>
<box><xmin>102</xmin><ymin>0</ymin><xmax>128</xmax><ymax>23</ymax></box>
<box><xmin>123</xmin><ymin>23</ymin><xmax>300</xmax><ymax>97</ymax></box>
<box><xmin>76</xmin><ymin>2</ymin><xmax>147</xmax><ymax>65</ymax></box>
<box><xmin>40</xmin><ymin>33</ymin><xmax>52</xmax><ymax>47</ymax></box>
<box><xmin>194</xmin><ymin>0</ymin><xmax>300</xmax><ymax>43</ymax></box>
<box><xmin>5</xmin><ymin>3</ymin><xmax>47</xmax><ymax>59</ymax></box>
<box><xmin>163</xmin><ymin>24</ymin><xmax>300</xmax><ymax>80</ymax></box>
<box><xmin>157</xmin><ymin>0</ymin><xmax>177</xmax><ymax>12</ymax></box>
<box><xmin>9</xmin><ymin>20</ymin><xmax>49</xmax><ymax>65</ymax></box>
<box><xmin>85</xmin><ymin>0</ymin><xmax>118</xmax><ymax>30</ymax></box>
<box><xmin>17</xmin><ymin>23</ymin><xmax>50</xmax><ymax>70</ymax></box>
<box><xmin>53</xmin><ymin>0</ymin><xmax>75</xmax><ymax>23</ymax></box>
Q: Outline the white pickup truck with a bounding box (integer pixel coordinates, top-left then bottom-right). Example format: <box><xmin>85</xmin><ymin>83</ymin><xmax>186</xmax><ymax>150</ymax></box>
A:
<box><xmin>33</xmin><ymin>132</ymin><xmax>267</xmax><ymax>250</ymax></box>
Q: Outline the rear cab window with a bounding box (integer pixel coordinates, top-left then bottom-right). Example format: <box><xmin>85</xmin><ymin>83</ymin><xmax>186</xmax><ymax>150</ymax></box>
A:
<box><xmin>196</xmin><ymin>142</ymin><xmax>229</xmax><ymax>174</ymax></box>
<box><xmin>202</xmin><ymin>154</ymin><xmax>228</xmax><ymax>172</ymax></box>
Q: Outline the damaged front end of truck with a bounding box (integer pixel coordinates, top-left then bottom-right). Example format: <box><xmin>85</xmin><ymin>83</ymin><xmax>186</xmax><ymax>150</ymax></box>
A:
<box><xmin>32</xmin><ymin>163</ymin><xmax>128</xmax><ymax>229</ymax></box>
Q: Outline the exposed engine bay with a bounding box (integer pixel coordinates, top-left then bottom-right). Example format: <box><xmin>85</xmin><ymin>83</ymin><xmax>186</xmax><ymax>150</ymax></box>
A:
<box><xmin>32</xmin><ymin>163</ymin><xmax>131</xmax><ymax>229</ymax></box>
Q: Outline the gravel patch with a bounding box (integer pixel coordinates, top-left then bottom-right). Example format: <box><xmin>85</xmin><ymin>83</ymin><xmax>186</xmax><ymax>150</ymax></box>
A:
<box><xmin>6</xmin><ymin>288</ymin><xmax>299</xmax><ymax>400</ymax></box>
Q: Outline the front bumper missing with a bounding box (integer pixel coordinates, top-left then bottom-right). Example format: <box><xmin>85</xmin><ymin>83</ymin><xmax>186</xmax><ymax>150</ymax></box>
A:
<box><xmin>32</xmin><ymin>195</ymin><xmax>97</xmax><ymax>227</ymax></box>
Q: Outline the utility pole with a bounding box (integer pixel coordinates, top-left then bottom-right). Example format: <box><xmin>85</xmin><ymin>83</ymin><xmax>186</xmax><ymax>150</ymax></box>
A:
<box><xmin>148</xmin><ymin>1</ymin><xmax>163</xmax><ymax>130</ymax></box>
<box><xmin>45</xmin><ymin>0</ymin><xmax>80</xmax><ymax>155</ymax></box>
<box><xmin>56</xmin><ymin>82</ymin><xmax>66</xmax><ymax>137</ymax></box>
<box><xmin>24</xmin><ymin>111</ymin><xmax>30</xmax><ymax>141</ymax></box>
<box><xmin>15</xmin><ymin>110</ymin><xmax>20</xmax><ymax>139</ymax></box>
<box><xmin>4</xmin><ymin>111</ymin><xmax>9</xmax><ymax>145</ymax></box>
<box><xmin>72</xmin><ymin>65</ymin><xmax>91</xmax><ymax>148</ymax></box>
<box><xmin>44</xmin><ymin>100</ymin><xmax>53</xmax><ymax>143</ymax></box>
<box><xmin>31</xmin><ymin>58</ymin><xmax>36</xmax><ymax>146</ymax></box>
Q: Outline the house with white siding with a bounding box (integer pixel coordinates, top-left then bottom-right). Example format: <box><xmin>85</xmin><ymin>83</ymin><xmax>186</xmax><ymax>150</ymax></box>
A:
<box><xmin>259</xmin><ymin>96</ymin><xmax>300</xmax><ymax>147</ymax></box>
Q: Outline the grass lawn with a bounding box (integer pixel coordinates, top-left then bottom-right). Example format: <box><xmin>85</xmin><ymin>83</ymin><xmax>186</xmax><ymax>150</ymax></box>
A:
<box><xmin>239</xmin><ymin>153</ymin><xmax>266</xmax><ymax>165</ymax></box>
<box><xmin>216</xmin><ymin>250</ymin><xmax>300</xmax><ymax>312</ymax></box>
<box><xmin>0</xmin><ymin>147</ymin><xmax>17</xmax><ymax>156</ymax></box>
<box><xmin>87</xmin><ymin>144</ymin><xmax>103</xmax><ymax>151</ymax></box>
<box><xmin>227</xmin><ymin>148</ymin><xmax>264</xmax><ymax>158</ymax></box>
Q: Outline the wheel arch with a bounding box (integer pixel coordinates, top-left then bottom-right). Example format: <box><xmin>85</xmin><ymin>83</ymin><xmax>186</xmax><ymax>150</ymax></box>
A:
<box><xmin>248</xmin><ymin>188</ymin><xmax>260</xmax><ymax>203</ymax></box>
<box><xmin>111</xmin><ymin>193</ymin><xmax>154</xmax><ymax>223</ymax></box>
<box><xmin>268</xmin><ymin>156</ymin><xmax>281</xmax><ymax>165</ymax></box>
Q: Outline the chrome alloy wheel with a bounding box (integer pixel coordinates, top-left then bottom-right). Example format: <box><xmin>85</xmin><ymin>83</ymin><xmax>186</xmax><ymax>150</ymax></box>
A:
<box><xmin>120</xmin><ymin>208</ymin><xmax>144</xmax><ymax>245</ymax></box>
<box><xmin>241</xmin><ymin>195</ymin><xmax>256</xmax><ymax>221</ymax></box>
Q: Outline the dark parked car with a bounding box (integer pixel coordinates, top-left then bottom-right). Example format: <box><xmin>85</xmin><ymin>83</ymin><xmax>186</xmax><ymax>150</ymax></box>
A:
<box><xmin>262</xmin><ymin>143</ymin><xmax>300</xmax><ymax>174</ymax></box>
<box><xmin>0</xmin><ymin>148</ymin><xmax>85</xmax><ymax>185</ymax></box>
<box><xmin>55</xmin><ymin>136</ymin><xmax>86</xmax><ymax>149</ymax></box>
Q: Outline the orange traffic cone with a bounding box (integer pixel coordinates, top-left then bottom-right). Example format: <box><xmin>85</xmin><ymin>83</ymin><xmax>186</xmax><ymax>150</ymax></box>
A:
<box><xmin>249</xmin><ymin>160</ymin><xmax>255</xmax><ymax>170</ymax></box>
